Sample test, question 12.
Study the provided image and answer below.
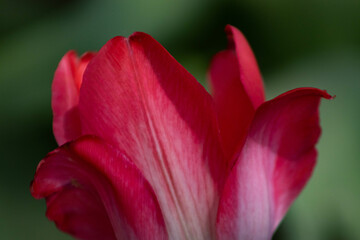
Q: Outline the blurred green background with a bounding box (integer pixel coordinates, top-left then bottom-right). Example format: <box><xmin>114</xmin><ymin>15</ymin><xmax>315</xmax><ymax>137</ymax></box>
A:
<box><xmin>0</xmin><ymin>0</ymin><xmax>359</xmax><ymax>239</ymax></box>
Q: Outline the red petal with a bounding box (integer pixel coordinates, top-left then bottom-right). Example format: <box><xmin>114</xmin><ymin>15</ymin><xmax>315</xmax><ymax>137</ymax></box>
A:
<box><xmin>216</xmin><ymin>88</ymin><xmax>332</xmax><ymax>239</ymax></box>
<box><xmin>208</xmin><ymin>25</ymin><xmax>265</xmax><ymax>161</ymax></box>
<box><xmin>31</xmin><ymin>136</ymin><xmax>167</xmax><ymax>240</ymax></box>
<box><xmin>79</xmin><ymin>33</ymin><xmax>226</xmax><ymax>239</ymax></box>
<box><xmin>52</xmin><ymin>51</ymin><xmax>95</xmax><ymax>145</ymax></box>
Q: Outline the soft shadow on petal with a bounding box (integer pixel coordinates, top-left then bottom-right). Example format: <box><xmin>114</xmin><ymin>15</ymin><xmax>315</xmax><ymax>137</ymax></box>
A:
<box><xmin>208</xmin><ymin>25</ymin><xmax>265</xmax><ymax>162</ymax></box>
<box><xmin>52</xmin><ymin>51</ymin><xmax>95</xmax><ymax>145</ymax></box>
<box><xmin>31</xmin><ymin>136</ymin><xmax>168</xmax><ymax>240</ymax></box>
<box><xmin>216</xmin><ymin>88</ymin><xmax>332</xmax><ymax>240</ymax></box>
<box><xmin>79</xmin><ymin>33</ymin><xmax>226</xmax><ymax>239</ymax></box>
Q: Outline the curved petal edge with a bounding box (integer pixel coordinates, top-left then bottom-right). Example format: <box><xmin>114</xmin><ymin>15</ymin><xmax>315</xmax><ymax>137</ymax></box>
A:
<box><xmin>31</xmin><ymin>136</ymin><xmax>168</xmax><ymax>240</ymax></box>
<box><xmin>52</xmin><ymin>51</ymin><xmax>95</xmax><ymax>145</ymax></box>
<box><xmin>216</xmin><ymin>88</ymin><xmax>332</xmax><ymax>240</ymax></box>
<box><xmin>79</xmin><ymin>32</ymin><xmax>226</xmax><ymax>239</ymax></box>
<box><xmin>208</xmin><ymin>25</ymin><xmax>265</xmax><ymax>161</ymax></box>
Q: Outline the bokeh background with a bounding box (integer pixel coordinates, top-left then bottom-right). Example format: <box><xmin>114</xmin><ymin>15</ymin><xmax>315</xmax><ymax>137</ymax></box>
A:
<box><xmin>1</xmin><ymin>0</ymin><xmax>359</xmax><ymax>239</ymax></box>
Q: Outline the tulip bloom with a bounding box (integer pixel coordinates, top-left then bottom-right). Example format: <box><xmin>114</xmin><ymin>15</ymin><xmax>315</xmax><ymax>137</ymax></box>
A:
<box><xmin>31</xmin><ymin>25</ymin><xmax>331</xmax><ymax>240</ymax></box>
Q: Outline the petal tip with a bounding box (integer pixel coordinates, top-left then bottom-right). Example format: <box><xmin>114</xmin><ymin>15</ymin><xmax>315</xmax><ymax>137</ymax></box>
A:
<box><xmin>311</xmin><ymin>88</ymin><xmax>334</xmax><ymax>100</ymax></box>
<box><xmin>80</xmin><ymin>52</ymin><xmax>96</xmax><ymax>61</ymax></box>
<box><xmin>129</xmin><ymin>31</ymin><xmax>152</xmax><ymax>42</ymax></box>
<box><xmin>224</xmin><ymin>24</ymin><xmax>234</xmax><ymax>31</ymax></box>
<box><xmin>105</xmin><ymin>36</ymin><xmax>126</xmax><ymax>48</ymax></box>
<box><xmin>224</xmin><ymin>25</ymin><xmax>236</xmax><ymax>49</ymax></box>
<box><xmin>224</xmin><ymin>25</ymin><xmax>246</xmax><ymax>51</ymax></box>
<box><xmin>275</xmin><ymin>87</ymin><xmax>334</xmax><ymax>101</ymax></box>
<box><xmin>64</xmin><ymin>50</ymin><xmax>77</xmax><ymax>58</ymax></box>
<box><xmin>322</xmin><ymin>90</ymin><xmax>335</xmax><ymax>100</ymax></box>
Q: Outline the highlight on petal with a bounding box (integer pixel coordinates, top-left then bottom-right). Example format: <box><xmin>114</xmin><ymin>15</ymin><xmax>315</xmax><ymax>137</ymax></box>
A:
<box><xmin>216</xmin><ymin>88</ymin><xmax>332</xmax><ymax>240</ymax></box>
<box><xmin>52</xmin><ymin>51</ymin><xmax>95</xmax><ymax>145</ymax></box>
<box><xmin>31</xmin><ymin>136</ymin><xmax>167</xmax><ymax>240</ymax></box>
<box><xmin>79</xmin><ymin>32</ymin><xmax>226</xmax><ymax>239</ymax></box>
<box><xmin>208</xmin><ymin>25</ymin><xmax>265</xmax><ymax>161</ymax></box>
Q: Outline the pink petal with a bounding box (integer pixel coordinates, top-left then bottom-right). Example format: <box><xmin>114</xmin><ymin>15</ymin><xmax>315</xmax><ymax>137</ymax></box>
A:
<box><xmin>52</xmin><ymin>51</ymin><xmax>95</xmax><ymax>145</ymax></box>
<box><xmin>31</xmin><ymin>136</ymin><xmax>167</xmax><ymax>240</ymax></box>
<box><xmin>216</xmin><ymin>88</ymin><xmax>332</xmax><ymax>240</ymax></box>
<box><xmin>208</xmin><ymin>25</ymin><xmax>265</xmax><ymax>161</ymax></box>
<box><xmin>79</xmin><ymin>33</ymin><xmax>226</xmax><ymax>239</ymax></box>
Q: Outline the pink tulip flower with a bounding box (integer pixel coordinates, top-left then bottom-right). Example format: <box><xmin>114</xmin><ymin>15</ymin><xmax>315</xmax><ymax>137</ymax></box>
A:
<box><xmin>31</xmin><ymin>25</ymin><xmax>331</xmax><ymax>240</ymax></box>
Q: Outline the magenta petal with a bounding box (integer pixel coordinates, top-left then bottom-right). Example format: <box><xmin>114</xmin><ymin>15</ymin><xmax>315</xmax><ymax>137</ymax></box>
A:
<box><xmin>52</xmin><ymin>51</ymin><xmax>95</xmax><ymax>145</ymax></box>
<box><xmin>31</xmin><ymin>136</ymin><xmax>168</xmax><ymax>240</ymax></box>
<box><xmin>208</xmin><ymin>25</ymin><xmax>265</xmax><ymax>161</ymax></box>
<box><xmin>79</xmin><ymin>33</ymin><xmax>226</xmax><ymax>239</ymax></box>
<box><xmin>216</xmin><ymin>88</ymin><xmax>332</xmax><ymax>240</ymax></box>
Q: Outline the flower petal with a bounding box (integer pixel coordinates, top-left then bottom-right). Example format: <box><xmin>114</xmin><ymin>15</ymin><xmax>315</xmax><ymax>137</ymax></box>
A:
<box><xmin>79</xmin><ymin>33</ymin><xmax>226</xmax><ymax>239</ymax></box>
<box><xmin>216</xmin><ymin>88</ymin><xmax>332</xmax><ymax>240</ymax></box>
<box><xmin>52</xmin><ymin>51</ymin><xmax>95</xmax><ymax>145</ymax></box>
<box><xmin>208</xmin><ymin>25</ymin><xmax>265</xmax><ymax>161</ymax></box>
<box><xmin>31</xmin><ymin>136</ymin><xmax>167</xmax><ymax>240</ymax></box>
